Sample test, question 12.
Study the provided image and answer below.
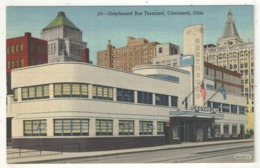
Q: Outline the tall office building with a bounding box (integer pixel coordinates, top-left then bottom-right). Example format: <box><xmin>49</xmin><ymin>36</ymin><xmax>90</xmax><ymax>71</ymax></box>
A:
<box><xmin>97</xmin><ymin>37</ymin><xmax>159</xmax><ymax>71</ymax></box>
<box><xmin>204</xmin><ymin>10</ymin><xmax>254</xmax><ymax>130</ymax></box>
<box><xmin>41</xmin><ymin>11</ymin><xmax>90</xmax><ymax>63</ymax></box>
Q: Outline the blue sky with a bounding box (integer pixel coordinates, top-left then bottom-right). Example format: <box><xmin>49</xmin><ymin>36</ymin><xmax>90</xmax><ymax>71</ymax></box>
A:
<box><xmin>6</xmin><ymin>6</ymin><xmax>253</xmax><ymax>64</ymax></box>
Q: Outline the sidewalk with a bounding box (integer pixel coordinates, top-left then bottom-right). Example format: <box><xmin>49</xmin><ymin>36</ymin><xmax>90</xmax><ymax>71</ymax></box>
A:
<box><xmin>7</xmin><ymin>139</ymin><xmax>253</xmax><ymax>164</ymax></box>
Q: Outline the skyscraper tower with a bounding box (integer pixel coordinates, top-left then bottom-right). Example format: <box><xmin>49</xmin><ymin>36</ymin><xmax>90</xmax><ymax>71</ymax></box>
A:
<box><xmin>41</xmin><ymin>11</ymin><xmax>89</xmax><ymax>63</ymax></box>
<box><xmin>216</xmin><ymin>10</ymin><xmax>244</xmax><ymax>47</ymax></box>
<box><xmin>204</xmin><ymin>10</ymin><xmax>254</xmax><ymax>131</ymax></box>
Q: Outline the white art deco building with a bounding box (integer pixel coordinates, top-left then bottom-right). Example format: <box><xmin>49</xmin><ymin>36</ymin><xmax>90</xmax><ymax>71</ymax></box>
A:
<box><xmin>7</xmin><ymin>62</ymin><xmax>247</xmax><ymax>151</ymax></box>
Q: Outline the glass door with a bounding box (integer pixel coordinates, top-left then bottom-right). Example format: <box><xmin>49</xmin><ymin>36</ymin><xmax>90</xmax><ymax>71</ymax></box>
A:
<box><xmin>180</xmin><ymin>121</ymin><xmax>189</xmax><ymax>142</ymax></box>
<box><xmin>196</xmin><ymin>126</ymin><xmax>203</xmax><ymax>142</ymax></box>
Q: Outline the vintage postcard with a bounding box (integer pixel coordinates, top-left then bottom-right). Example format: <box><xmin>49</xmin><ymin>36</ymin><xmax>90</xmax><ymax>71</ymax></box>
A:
<box><xmin>2</xmin><ymin>1</ymin><xmax>256</xmax><ymax>167</ymax></box>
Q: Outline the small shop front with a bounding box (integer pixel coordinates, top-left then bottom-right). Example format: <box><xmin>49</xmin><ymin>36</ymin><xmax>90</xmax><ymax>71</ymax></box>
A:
<box><xmin>165</xmin><ymin>108</ymin><xmax>224</xmax><ymax>144</ymax></box>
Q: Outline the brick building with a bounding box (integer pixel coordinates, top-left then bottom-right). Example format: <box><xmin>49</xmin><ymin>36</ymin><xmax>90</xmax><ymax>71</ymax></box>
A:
<box><xmin>6</xmin><ymin>32</ymin><xmax>48</xmax><ymax>94</ymax></box>
<box><xmin>97</xmin><ymin>37</ymin><xmax>159</xmax><ymax>71</ymax></box>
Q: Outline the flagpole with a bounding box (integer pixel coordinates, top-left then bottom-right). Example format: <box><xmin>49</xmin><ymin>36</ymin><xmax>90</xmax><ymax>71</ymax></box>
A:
<box><xmin>182</xmin><ymin>79</ymin><xmax>203</xmax><ymax>108</ymax></box>
<box><xmin>204</xmin><ymin>86</ymin><xmax>222</xmax><ymax>106</ymax></box>
<box><xmin>182</xmin><ymin>80</ymin><xmax>203</xmax><ymax>103</ymax></box>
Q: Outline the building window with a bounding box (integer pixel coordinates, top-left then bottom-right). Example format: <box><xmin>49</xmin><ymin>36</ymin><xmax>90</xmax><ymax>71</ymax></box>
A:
<box><xmin>15</xmin><ymin>44</ymin><xmax>19</xmax><ymax>52</ymax></box>
<box><xmin>213</xmin><ymin>102</ymin><xmax>221</xmax><ymax>111</ymax></box>
<box><xmin>24</xmin><ymin>120</ymin><xmax>47</xmax><ymax>136</ymax></box>
<box><xmin>207</xmin><ymin>101</ymin><xmax>212</xmax><ymax>108</ymax></box>
<box><xmin>20</xmin><ymin>59</ymin><xmax>24</xmax><ymax>67</ymax></box>
<box><xmin>139</xmin><ymin>121</ymin><xmax>153</xmax><ymax>135</ymax></box>
<box><xmin>13</xmin><ymin>88</ymin><xmax>18</xmax><ymax>101</ymax></box>
<box><xmin>231</xmin><ymin>105</ymin><xmax>237</xmax><ymax>114</ymax></box>
<box><xmin>157</xmin><ymin>122</ymin><xmax>164</xmax><ymax>135</ymax></box>
<box><xmin>222</xmin><ymin>103</ymin><xmax>230</xmax><ymax>113</ymax></box>
<box><xmin>54</xmin><ymin>119</ymin><xmax>89</xmax><ymax>136</ymax></box>
<box><xmin>29</xmin><ymin>86</ymin><xmax>35</xmax><ymax>99</ymax></box>
<box><xmin>117</xmin><ymin>88</ymin><xmax>134</xmax><ymax>103</ymax></box>
<box><xmin>11</xmin><ymin>61</ymin><xmax>15</xmax><ymax>68</ymax></box>
<box><xmin>155</xmin><ymin>94</ymin><xmax>169</xmax><ymax>106</ymax></box>
<box><xmin>171</xmin><ymin>96</ymin><xmax>178</xmax><ymax>107</ymax></box>
<box><xmin>232</xmin><ymin>125</ymin><xmax>237</xmax><ymax>137</ymax></box>
<box><xmin>245</xmin><ymin>70</ymin><xmax>248</xmax><ymax>75</ymax></box>
<box><xmin>147</xmin><ymin>74</ymin><xmax>179</xmax><ymax>83</ymax></box>
<box><xmin>11</xmin><ymin>45</ymin><xmax>14</xmax><ymax>54</ymax></box>
<box><xmin>54</xmin><ymin>83</ymin><xmax>88</xmax><ymax>98</ymax></box>
<box><xmin>214</xmin><ymin>125</ymin><xmax>221</xmax><ymax>137</ymax></box>
<box><xmin>7</xmin><ymin>46</ymin><xmax>10</xmax><ymax>55</ymax></box>
<box><xmin>137</xmin><ymin>91</ymin><xmax>152</xmax><ymax>104</ymax></box>
<box><xmin>92</xmin><ymin>85</ymin><xmax>113</xmax><ymax>100</ymax></box>
<box><xmin>7</xmin><ymin>61</ymin><xmax>11</xmax><ymax>69</ymax></box>
<box><xmin>96</xmin><ymin>119</ymin><xmax>113</xmax><ymax>136</ymax></box>
<box><xmin>15</xmin><ymin>59</ymin><xmax>19</xmax><ymax>68</ymax></box>
<box><xmin>223</xmin><ymin>124</ymin><xmax>229</xmax><ymax>137</ymax></box>
<box><xmin>159</xmin><ymin>47</ymin><xmax>162</xmax><ymax>53</ymax></box>
<box><xmin>20</xmin><ymin>43</ymin><xmax>23</xmax><ymax>52</ymax></box>
<box><xmin>22</xmin><ymin>85</ymin><xmax>49</xmax><ymax>100</ymax></box>
<box><xmin>239</xmin><ymin>106</ymin><xmax>246</xmax><ymax>115</ymax></box>
<box><xmin>119</xmin><ymin>120</ymin><xmax>134</xmax><ymax>135</ymax></box>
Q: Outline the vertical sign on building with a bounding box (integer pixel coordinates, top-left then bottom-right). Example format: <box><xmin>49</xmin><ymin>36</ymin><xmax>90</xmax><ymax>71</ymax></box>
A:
<box><xmin>183</xmin><ymin>24</ymin><xmax>204</xmax><ymax>106</ymax></box>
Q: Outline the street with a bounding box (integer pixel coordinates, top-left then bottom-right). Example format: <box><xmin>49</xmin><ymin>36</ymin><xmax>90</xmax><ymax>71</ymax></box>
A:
<box><xmin>43</xmin><ymin>141</ymin><xmax>253</xmax><ymax>163</ymax></box>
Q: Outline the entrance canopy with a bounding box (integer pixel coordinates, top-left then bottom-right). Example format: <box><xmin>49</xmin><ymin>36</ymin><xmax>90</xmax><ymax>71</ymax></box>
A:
<box><xmin>170</xmin><ymin>110</ymin><xmax>224</xmax><ymax>120</ymax></box>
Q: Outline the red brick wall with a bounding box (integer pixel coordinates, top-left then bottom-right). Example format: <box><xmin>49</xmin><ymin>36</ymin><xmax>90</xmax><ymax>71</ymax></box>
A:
<box><xmin>6</xmin><ymin>32</ymin><xmax>48</xmax><ymax>72</ymax></box>
<box><xmin>81</xmin><ymin>48</ymin><xmax>90</xmax><ymax>63</ymax></box>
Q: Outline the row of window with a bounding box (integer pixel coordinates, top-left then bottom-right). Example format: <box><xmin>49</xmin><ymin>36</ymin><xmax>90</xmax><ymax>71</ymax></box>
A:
<box><xmin>7</xmin><ymin>44</ymin><xmax>46</xmax><ymax>55</ymax></box>
<box><xmin>207</xmin><ymin>124</ymin><xmax>239</xmax><ymax>137</ymax></box>
<box><xmin>15</xmin><ymin>83</ymin><xmax>179</xmax><ymax>107</ymax></box>
<box><xmin>54</xmin><ymin>83</ymin><xmax>88</xmax><ymax>98</ymax></box>
<box><xmin>20</xmin><ymin>85</ymin><xmax>49</xmax><ymax>101</ymax></box>
<box><xmin>206</xmin><ymin>50</ymin><xmax>254</xmax><ymax>60</ymax></box>
<box><xmin>29</xmin><ymin>44</ymin><xmax>47</xmax><ymax>55</ymax></box>
<box><xmin>147</xmin><ymin>74</ymin><xmax>180</xmax><ymax>83</ymax></box>
<box><xmin>7</xmin><ymin>44</ymin><xmax>24</xmax><ymax>55</ymax></box>
<box><xmin>207</xmin><ymin>101</ymin><xmax>246</xmax><ymax>114</ymax></box>
<box><xmin>172</xmin><ymin>123</ymin><xmax>241</xmax><ymax>139</ymax></box>
<box><xmin>7</xmin><ymin>59</ymin><xmax>24</xmax><ymax>70</ymax></box>
<box><xmin>23</xmin><ymin>119</ymin><xmax>165</xmax><ymax>136</ymax></box>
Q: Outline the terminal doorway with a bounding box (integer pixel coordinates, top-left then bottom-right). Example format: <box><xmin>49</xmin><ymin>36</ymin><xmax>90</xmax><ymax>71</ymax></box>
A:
<box><xmin>169</xmin><ymin>116</ymin><xmax>215</xmax><ymax>144</ymax></box>
<box><xmin>180</xmin><ymin>121</ymin><xmax>190</xmax><ymax>142</ymax></box>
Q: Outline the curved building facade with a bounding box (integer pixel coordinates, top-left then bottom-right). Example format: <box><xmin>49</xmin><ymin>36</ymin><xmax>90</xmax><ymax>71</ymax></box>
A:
<box><xmin>7</xmin><ymin>63</ymin><xmax>247</xmax><ymax>151</ymax></box>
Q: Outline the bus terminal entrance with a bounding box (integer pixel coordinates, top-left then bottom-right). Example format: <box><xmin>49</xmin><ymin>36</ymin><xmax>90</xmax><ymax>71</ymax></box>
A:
<box><xmin>166</xmin><ymin>110</ymin><xmax>224</xmax><ymax>144</ymax></box>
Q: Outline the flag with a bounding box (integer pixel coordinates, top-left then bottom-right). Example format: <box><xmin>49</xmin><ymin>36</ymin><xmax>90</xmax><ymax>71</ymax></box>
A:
<box><xmin>219</xmin><ymin>87</ymin><xmax>227</xmax><ymax>100</ymax></box>
<box><xmin>180</xmin><ymin>55</ymin><xmax>194</xmax><ymax>67</ymax></box>
<box><xmin>200</xmin><ymin>81</ymin><xmax>206</xmax><ymax>100</ymax></box>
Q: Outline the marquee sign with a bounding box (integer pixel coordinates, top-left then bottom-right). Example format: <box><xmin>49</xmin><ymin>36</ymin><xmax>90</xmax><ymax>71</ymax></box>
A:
<box><xmin>183</xmin><ymin>24</ymin><xmax>204</xmax><ymax>106</ymax></box>
<box><xmin>191</xmin><ymin>105</ymin><xmax>220</xmax><ymax>113</ymax></box>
